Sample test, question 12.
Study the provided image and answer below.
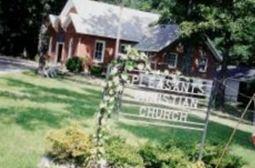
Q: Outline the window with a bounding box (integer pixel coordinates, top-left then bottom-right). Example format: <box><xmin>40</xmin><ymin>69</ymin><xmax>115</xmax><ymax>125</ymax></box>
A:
<box><xmin>150</xmin><ymin>61</ymin><xmax>157</xmax><ymax>70</ymax></box>
<box><xmin>68</xmin><ymin>38</ymin><xmax>73</xmax><ymax>59</ymax></box>
<box><xmin>165</xmin><ymin>52</ymin><xmax>178</xmax><ymax>68</ymax></box>
<box><xmin>48</xmin><ymin>37</ymin><xmax>53</xmax><ymax>53</ymax></box>
<box><xmin>55</xmin><ymin>42</ymin><xmax>64</xmax><ymax>63</ymax></box>
<box><xmin>149</xmin><ymin>55</ymin><xmax>157</xmax><ymax>70</ymax></box>
<box><xmin>94</xmin><ymin>40</ymin><xmax>106</xmax><ymax>62</ymax></box>
<box><xmin>197</xmin><ymin>48</ymin><xmax>208</xmax><ymax>73</ymax></box>
<box><xmin>198</xmin><ymin>58</ymin><xmax>208</xmax><ymax>73</ymax></box>
<box><xmin>120</xmin><ymin>44</ymin><xmax>128</xmax><ymax>54</ymax></box>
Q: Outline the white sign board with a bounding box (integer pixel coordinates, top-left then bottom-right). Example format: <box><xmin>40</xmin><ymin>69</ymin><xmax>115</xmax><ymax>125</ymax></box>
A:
<box><xmin>118</xmin><ymin>71</ymin><xmax>213</xmax><ymax>131</ymax></box>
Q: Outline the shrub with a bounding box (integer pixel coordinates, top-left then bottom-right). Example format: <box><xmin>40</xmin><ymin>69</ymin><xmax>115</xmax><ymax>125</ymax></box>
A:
<box><xmin>201</xmin><ymin>144</ymin><xmax>245</xmax><ymax>168</ymax></box>
<box><xmin>66</xmin><ymin>56</ymin><xmax>83</xmax><ymax>73</ymax></box>
<box><xmin>163</xmin><ymin>139</ymin><xmax>197</xmax><ymax>159</ymax></box>
<box><xmin>139</xmin><ymin>143</ymin><xmax>191</xmax><ymax>168</ymax></box>
<box><xmin>44</xmin><ymin>130</ymin><xmax>245</xmax><ymax>168</ymax></box>
<box><xmin>139</xmin><ymin>144</ymin><xmax>162</xmax><ymax>168</ymax></box>
<box><xmin>105</xmin><ymin>136</ymin><xmax>144</xmax><ymax>168</ymax></box>
<box><xmin>90</xmin><ymin>66</ymin><xmax>103</xmax><ymax>77</ymax></box>
<box><xmin>45</xmin><ymin>126</ymin><xmax>92</xmax><ymax>166</ymax></box>
<box><xmin>139</xmin><ymin>140</ymin><xmax>245</xmax><ymax>168</ymax></box>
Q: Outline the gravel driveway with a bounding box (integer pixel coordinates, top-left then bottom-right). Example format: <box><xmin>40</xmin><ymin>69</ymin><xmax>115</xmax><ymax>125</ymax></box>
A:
<box><xmin>0</xmin><ymin>56</ymin><xmax>38</xmax><ymax>73</ymax></box>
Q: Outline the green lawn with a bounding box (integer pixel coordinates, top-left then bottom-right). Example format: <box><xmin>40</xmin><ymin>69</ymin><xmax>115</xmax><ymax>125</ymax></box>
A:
<box><xmin>0</xmin><ymin>72</ymin><xmax>254</xmax><ymax>168</ymax></box>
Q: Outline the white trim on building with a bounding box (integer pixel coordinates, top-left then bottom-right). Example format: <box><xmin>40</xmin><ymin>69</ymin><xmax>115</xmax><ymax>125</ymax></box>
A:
<box><xmin>48</xmin><ymin>37</ymin><xmax>53</xmax><ymax>54</ymax></box>
<box><xmin>68</xmin><ymin>38</ymin><xmax>73</xmax><ymax>59</ymax></box>
<box><xmin>198</xmin><ymin>58</ymin><xmax>208</xmax><ymax>73</ymax></box>
<box><xmin>93</xmin><ymin>40</ymin><xmax>106</xmax><ymax>63</ymax></box>
<box><xmin>165</xmin><ymin>52</ymin><xmax>178</xmax><ymax>69</ymax></box>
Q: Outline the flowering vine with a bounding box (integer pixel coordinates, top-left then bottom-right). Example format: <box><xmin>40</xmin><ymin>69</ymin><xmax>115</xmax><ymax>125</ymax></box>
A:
<box><xmin>92</xmin><ymin>47</ymin><xmax>150</xmax><ymax>167</ymax></box>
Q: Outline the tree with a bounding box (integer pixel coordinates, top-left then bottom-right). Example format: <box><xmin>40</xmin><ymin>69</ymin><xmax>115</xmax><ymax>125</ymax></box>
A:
<box><xmin>97</xmin><ymin>0</ymin><xmax>161</xmax><ymax>12</ymax></box>
<box><xmin>38</xmin><ymin>19</ymin><xmax>50</xmax><ymax>72</ymax></box>
<box><xmin>0</xmin><ymin>0</ymin><xmax>66</xmax><ymax>59</ymax></box>
<box><xmin>0</xmin><ymin>0</ymin><xmax>161</xmax><ymax>59</ymax></box>
<box><xmin>158</xmin><ymin>0</ymin><xmax>255</xmax><ymax>109</ymax></box>
<box><xmin>157</xmin><ymin>0</ymin><xmax>205</xmax><ymax>76</ymax></box>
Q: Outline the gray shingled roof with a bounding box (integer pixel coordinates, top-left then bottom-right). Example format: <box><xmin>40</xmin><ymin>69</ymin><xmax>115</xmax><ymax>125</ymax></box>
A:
<box><xmin>49</xmin><ymin>0</ymin><xmax>223</xmax><ymax>60</ymax></box>
<box><xmin>218</xmin><ymin>66</ymin><xmax>255</xmax><ymax>81</ymax></box>
<box><xmin>68</xmin><ymin>0</ymin><xmax>160</xmax><ymax>42</ymax></box>
<box><xmin>65</xmin><ymin>0</ymin><xmax>179</xmax><ymax>51</ymax></box>
<box><xmin>136</xmin><ymin>25</ymin><xmax>180</xmax><ymax>52</ymax></box>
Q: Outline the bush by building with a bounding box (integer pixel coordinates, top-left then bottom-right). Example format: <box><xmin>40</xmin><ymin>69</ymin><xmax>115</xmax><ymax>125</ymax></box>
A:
<box><xmin>66</xmin><ymin>56</ymin><xmax>84</xmax><ymax>73</ymax></box>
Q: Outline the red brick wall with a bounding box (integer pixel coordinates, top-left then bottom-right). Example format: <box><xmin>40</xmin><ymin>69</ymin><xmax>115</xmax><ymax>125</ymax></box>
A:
<box><xmin>150</xmin><ymin>42</ymin><xmax>218</xmax><ymax>79</ymax></box>
<box><xmin>48</xmin><ymin>24</ymin><xmax>217</xmax><ymax>79</ymax></box>
<box><xmin>76</xmin><ymin>35</ymin><xmax>117</xmax><ymax>65</ymax></box>
<box><xmin>48</xmin><ymin>23</ymin><xmax>135</xmax><ymax>68</ymax></box>
<box><xmin>47</xmin><ymin>26</ymin><xmax>58</xmax><ymax>62</ymax></box>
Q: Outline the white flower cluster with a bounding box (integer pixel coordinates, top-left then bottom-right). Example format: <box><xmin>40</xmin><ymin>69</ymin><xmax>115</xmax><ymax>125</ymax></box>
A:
<box><xmin>94</xmin><ymin>47</ymin><xmax>150</xmax><ymax>166</ymax></box>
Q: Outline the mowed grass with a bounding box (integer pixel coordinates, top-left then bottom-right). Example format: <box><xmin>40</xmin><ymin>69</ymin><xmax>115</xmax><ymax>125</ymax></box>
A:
<box><xmin>0</xmin><ymin>72</ymin><xmax>254</xmax><ymax>168</ymax></box>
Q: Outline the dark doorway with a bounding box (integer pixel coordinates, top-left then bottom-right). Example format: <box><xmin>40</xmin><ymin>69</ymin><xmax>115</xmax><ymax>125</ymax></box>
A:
<box><xmin>237</xmin><ymin>80</ymin><xmax>255</xmax><ymax>122</ymax></box>
<box><xmin>238</xmin><ymin>81</ymin><xmax>255</xmax><ymax>107</ymax></box>
<box><xmin>57</xmin><ymin>43</ymin><xmax>63</xmax><ymax>63</ymax></box>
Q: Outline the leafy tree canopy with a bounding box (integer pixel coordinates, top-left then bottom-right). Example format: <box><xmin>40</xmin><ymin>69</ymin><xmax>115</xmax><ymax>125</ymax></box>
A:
<box><xmin>158</xmin><ymin>0</ymin><xmax>255</xmax><ymax>65</ymax></box>
<box><xmin>97</xmin><ymin>0</ymin><xmax>161</xmax><ymax>12</ymax></box>
<box><xmin>0</xmin><ymin>0</ymin><xmax>254</xmax><ymax>67</ymax></box>
<box><xmin>0</xmin><ymin>0</ymin><xmax>66</xmax><ymax>58</ymax></box>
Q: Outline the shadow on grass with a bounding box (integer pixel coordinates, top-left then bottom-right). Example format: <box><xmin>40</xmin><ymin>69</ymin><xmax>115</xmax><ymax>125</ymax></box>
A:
<box><xmin>206</xmin><ymin>121</ymin><xmax>253</xmax><ymax>149</ymax></box>
<box><xmin>118</xmin><ymin>119</ymin><xmax>254</xmax><ymax>150</ymax></box>
<box><xmin>62</xmin><ymin>76</ymin><xmax>102</xmax><ymax>87</ymax></box>
<box><xmin>223</xmin><ymin>103</ymin><xmax>254</xmax><ymax>122</ymax></box>
<box><xmin>1</xmin><ymin>76</ymin><xmax>253</xmax><ymax>151</ymax></box>
<box><xmin>0</xmin><ymin>107</ymin><xmax>65</xmax><ymax>130</ymax></box>
<box><xmin>4</xmin><ymin>77</ymin><xmax>101</xmax><ymax>100</ymax></box>
<box><xmin>0</xmin><ymin>77</ymin><xmax>102</xmax><ymax>130</ymax></box>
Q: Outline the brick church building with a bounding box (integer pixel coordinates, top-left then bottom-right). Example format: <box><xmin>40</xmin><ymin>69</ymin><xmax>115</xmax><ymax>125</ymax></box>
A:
<box><xmin>47</xmin><ymin>0</ymin><xmax>222</xmax><ymax>79</ymax></box>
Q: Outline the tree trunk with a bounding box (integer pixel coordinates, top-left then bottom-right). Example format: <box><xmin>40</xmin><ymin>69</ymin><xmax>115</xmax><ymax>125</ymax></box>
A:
<box><xmin>217</xmin><ymin>56</ymin><xmax>228</xmax><ymax>111</ymax></box>
<box><xmin>217</xmin><ymin>32</ymin><xmax>232</xmax><ymax>111</ymax></box>
<box><xmin>181</xmin><ymin>0</ymin><xmax>194</xmax><ymax>76</ymax></box>
<box><xmin>37</xmin><ymin>24</ymin><xmax>49</xmax><ymax>73</ymax></box>
<box><xmin>182</xmin><ymin>41</ymin><xmax>193</xmax><ymax>76</ymax></box>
